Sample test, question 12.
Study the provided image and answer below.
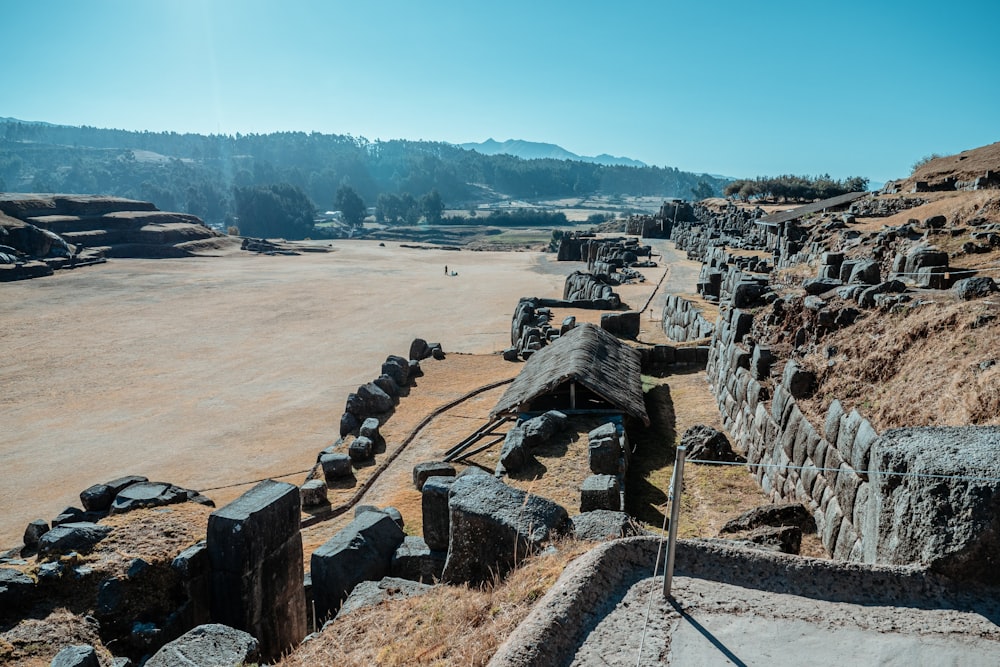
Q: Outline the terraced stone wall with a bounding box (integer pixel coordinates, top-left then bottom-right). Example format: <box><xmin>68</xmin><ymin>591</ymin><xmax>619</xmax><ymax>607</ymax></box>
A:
<box><xmin>660</xmin><ymin>294</ymin><xmax>714</xmax><ymax>342</ymax></box>
<box><xmin>707</xmin><ymin>306</ymin><xmax>877</xmax><ymax>561</ymax></box>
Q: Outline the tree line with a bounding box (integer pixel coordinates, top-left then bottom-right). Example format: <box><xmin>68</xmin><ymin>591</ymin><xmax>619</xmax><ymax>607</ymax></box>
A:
<box><xmin>1</xmin><ymin>120</ymin><xmax>729</xmax><ymax>229</ymax></box>
<box><xmin>723</xmin><ymin>174</ymin><xmax>869</xmax><ymax>202</ymax></box>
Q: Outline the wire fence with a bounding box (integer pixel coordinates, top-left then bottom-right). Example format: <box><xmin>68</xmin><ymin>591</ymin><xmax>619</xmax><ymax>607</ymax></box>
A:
<box><xmin>683</xmin><ymin>458</ymin><xmax>1000</xmax><ymax>484</ymax></box>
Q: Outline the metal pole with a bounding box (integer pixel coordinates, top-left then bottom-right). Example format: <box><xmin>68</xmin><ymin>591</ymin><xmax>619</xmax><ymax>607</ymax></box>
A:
<box><xmin>663</xmin><ymin>446</ymin><xmax>686</xmax><ymax>598</ymax></box>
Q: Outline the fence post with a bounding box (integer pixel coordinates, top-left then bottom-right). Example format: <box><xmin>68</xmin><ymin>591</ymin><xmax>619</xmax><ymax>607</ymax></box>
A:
<box><xmin>663</xmin><ymin>446</ymin><xmax>686</xmax><ymax>599</ymax></box>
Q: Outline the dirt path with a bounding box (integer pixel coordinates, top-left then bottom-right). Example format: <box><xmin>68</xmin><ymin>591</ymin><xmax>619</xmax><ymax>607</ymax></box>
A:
<box><xmin>0</xmin><ymin>242</ymin><xmax>566</xmax><ymax>546</ymax></box>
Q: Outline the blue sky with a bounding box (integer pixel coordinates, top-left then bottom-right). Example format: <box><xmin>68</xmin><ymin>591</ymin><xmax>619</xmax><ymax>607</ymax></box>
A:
<box><xmin>3</xmin><ymin>0</ymin><xmax>998</xmax><ymax>183</ymax></box>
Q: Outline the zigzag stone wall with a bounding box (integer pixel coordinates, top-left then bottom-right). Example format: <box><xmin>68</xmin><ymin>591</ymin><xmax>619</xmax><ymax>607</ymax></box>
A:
<box><xmin>707</xmin><ymin>306</ymin><xmax>878</xmax><ymax>561</ymax></box>
<box><xmin>661</xmin><ymin>294</ymin><xmax>714</xmax><ymax>342</ymax></box>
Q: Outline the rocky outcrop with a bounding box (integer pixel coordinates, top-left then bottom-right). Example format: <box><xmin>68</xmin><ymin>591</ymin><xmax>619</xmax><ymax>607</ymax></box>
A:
<box><xmin>0</xmin><ymin>194</ymin><xmax>224</xmax><ymax>280</ymax></box>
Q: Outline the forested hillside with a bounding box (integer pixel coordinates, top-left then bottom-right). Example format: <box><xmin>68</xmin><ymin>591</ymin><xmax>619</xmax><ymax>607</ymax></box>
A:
<box><xmin>0</xmin><ymin>119</ymin><xmax>728</xmax><ymax>226</ymax></box>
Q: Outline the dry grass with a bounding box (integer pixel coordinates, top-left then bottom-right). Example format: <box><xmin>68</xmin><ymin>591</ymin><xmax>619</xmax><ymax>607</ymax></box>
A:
<box><xmin>800</xmin><ymin>299</ymin><xmax>1000</xmax><ymax>430</ymax></box>
<box><xmin>0</xmin><ymin>608</ymin><xmax>114</xmax><ymax>667</ymax></box>
<box><xmin>92</xmin><ymin>502</ymin><xmax>212</xmax><ymax>569</ymax></box>
<box><xmin>905</xmin><ymin>141</ymin><xmax>1000</xmax><ymax>188</ymax></box>
<box><xmin>279</xmin><ymin>539</ymin><xmax>592</xmax><ymax>667</ymax></box>
<box><xmin>628</xmin><ymin>370</ymin><xmax>770</xmax><ymax>538</ymax></box>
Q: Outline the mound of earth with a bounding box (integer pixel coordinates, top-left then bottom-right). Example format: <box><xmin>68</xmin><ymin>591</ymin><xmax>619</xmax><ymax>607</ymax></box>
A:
<box><xmin>895</xmin><ymin>141</ymin><xmax>1000</xmax><ymax>192</ymax></box>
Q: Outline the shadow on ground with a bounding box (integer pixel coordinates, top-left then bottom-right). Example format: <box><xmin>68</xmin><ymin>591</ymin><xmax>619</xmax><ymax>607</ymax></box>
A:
<box><xmin>626</xmin><ymin>383</ymin><xmax>677</xmax><ymax>528</ymax></box>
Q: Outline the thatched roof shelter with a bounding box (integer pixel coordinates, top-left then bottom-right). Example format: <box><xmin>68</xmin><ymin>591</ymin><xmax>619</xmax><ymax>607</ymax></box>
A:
<box><xmin>757</xmin><ymin>191</ymin><xmax>867</xmax><ymax>225</ymax></box>
<box><xmin>491</xmin><ymin>323</ymin><xmax>649</xmax><ymax>425</ymax></box>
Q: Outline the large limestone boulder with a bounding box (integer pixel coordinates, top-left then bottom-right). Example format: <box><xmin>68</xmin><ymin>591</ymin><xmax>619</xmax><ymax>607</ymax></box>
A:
<box><xmin>442</xmin><ymin>474</ymin><xmax>569</xmax><ymax>585</ymax></box>
<box><xmin>391</xmin><ymin>535</ymin><xmax>446</xmax><ymax>583</ymax></box>
<box><xmin>497</xmin><ymin>426</ymin><xmax>530</xmax><ymax>474</ymax></box>
<box><xmin>520</xmin><ymin>410</ymin><xmax>568</xmax><ymax>447</ymax></box>
<box><xmin>720</xmin><ymin>502</ymin><xmax>816</xmax><ymax>534</ymax></box>
<box><xmin>311</xmin><ymin>510</ymin><xmax>406</xmax><ymax>620</ymax></box>
<box><xmin>346</xmin><ymin>382</ymin><xmax>394</xmax><ymax>417</ymax></box>
<box><xmin>0</xmin><ymin>567</ymin><xmax>35</xmax><ymax>610</ymax></box>
<box><xmin>572</xmin><ymin>510</ymin><xmax>643</xmax><ymax>541</ymax></box>
<box><xmin>49</xmin><ymin>645</ymin><xmax>100</xmax><ymax>667</ymax></box>
<box><xmin>336</xmin><ymin>577</ymin><xmax>432</xmax><ymax>619</ymax></box>
<box><xmin>206</xmin><ymin>480</ymin><xmax>305</xmax><ymax>661</ymax></box>
<box><xmin>680</xmin><ymin>424</ymin><xmax>742</xmax><ymax>463</ymax></box>
<box><xmin>145</xmin><ymin>624</ymin><xmax>259</xmax><ymax>667</ymax></box>
<box><xmin>588</xmin><ymin>422</ymin><xmax>623</xmax><ymax>475</ymax></box>
<box><xmin>864</xmin><ymin>426</ymin><xmax>1000</xmax><ymax>581</ymax></box>
<box><xmin>954</xmin><ymin>276</ymin><xmax>997</xmax><ymax>300</ymax></box>
<box><xmin>37</xmin><ymin>522</ymin><xmax>112</xmax><ymax>556</ymax></box>
<box><xmin>421</xmin><ymin>476</ymin><xmax>455</xmax><ymax>551</ymax></box>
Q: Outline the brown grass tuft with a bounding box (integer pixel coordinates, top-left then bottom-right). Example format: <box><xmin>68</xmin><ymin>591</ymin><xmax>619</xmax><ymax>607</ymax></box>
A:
<box><xmin>800</xmin><ymin>299</ymin><xmax>1000</xmax><ymax>430</ymax></box>
<box><xmin>278</xmin><ymin>539</ymin><xmax>591</xmax><ymax>667</ymax></box>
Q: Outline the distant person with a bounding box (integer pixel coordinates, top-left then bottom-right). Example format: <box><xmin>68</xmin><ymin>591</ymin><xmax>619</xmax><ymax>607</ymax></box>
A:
<box><xmin>445</xmin><ymin>265</ymin><xmax>448</xmax><ymax>275</ymax></box>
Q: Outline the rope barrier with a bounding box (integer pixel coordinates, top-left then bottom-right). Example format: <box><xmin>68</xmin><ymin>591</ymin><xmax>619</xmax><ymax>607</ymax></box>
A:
<box><xmin>199</xmin><ymin>469</ymin><xmax>313</xmax><ymax>493</ymax></box>
<box><xmin>684</xmin><ymin>458</ymin><xmax>1000</xmax><ymax>484</ymax></box>
<box><xmin>194</xmin><ymin>378</ymin><xmax>515</xmax><ymax>515</ymax></box>
<box><xmin>300</xmin><ymin>376</ymin><xmax>516</xmax><ymax>528</ymax></box>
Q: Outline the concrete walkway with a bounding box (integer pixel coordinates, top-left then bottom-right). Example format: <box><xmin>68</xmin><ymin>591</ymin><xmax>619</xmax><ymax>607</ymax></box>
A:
<box><xmin>488</xmin><ymin>538</ymin><xmax>1000</xmax><ymax>667</ymax></box>
<box><xmin>575</xmin><ymin>576</ymin><xmax>1000</xmax><ymax>666</ymax></box>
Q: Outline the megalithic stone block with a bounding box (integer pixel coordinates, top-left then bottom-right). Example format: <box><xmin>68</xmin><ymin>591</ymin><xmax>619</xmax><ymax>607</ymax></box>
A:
<box><xmin>207</xmin><ymin>480</ymin><xmax>306</xmax><ymax>662</ymax></box>
<box><xmin>311</xmin><ymin>510</ymin><xmax>405</xmax><ymax>622</ymax></box>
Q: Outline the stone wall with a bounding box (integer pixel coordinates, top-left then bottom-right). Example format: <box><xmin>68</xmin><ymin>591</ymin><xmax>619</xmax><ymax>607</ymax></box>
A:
<box><xmin>562</xmin><ymin>271</ymin><xmax>621</xmax><ymax>308</ymax></box>
<box><xmin>707</xmin><ymin>306</ymin><xmax>876</xmax><ymax>561</ymax></box>
<box><xmin>673</xmin><ymin>200</ymin><xmax>1000</xmax><ymax>579</ymax></box>
<box><xmin>488</xmin><ymin>536</ymin><xmax>995</xmax><ymax>667</ymax></box>
<box><xmin>660</xmin><ymin>294</ymin><xmax>714</xmax><ymax>342</ymax></box>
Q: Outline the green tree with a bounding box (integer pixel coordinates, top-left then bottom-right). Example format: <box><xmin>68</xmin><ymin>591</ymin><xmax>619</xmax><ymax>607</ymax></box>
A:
<box><xmin>843</xmin><ymin>176</ymin><xmax>870</xmax><ymax>192</ymax></box>
<box><xmin>376</xmin><ymin>192</ymin><xmax>403</xmax><ymax>223</ymax></box>
<box><xmin>420</xmin><ymin>189</ymin><xmax>445</xmax><ymax>223</ymax></box>
<box><xmin>336</xmin><ymin>185</ymin><xmax>366</xmax><ymax>227</ymax></box>
<box><xmin>233</xmin><ymin>183</ymin><xmax>316</xmax><ymax>239</ymax></box>
<box><xmin>690</xmin><ymin>180</ymin><xmax>714</xmax><ymax>200</ymax></box>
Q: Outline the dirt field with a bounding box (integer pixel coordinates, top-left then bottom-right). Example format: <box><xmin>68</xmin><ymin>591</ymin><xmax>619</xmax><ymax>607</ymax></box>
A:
<box><xmin>0</xmin><ymin>241</ymin><xmax>572</xmax><ymax>547</ymax></box>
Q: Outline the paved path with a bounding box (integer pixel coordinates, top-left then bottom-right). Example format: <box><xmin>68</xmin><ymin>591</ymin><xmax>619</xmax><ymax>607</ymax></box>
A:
<box><xmin>574</xmin><ymin>575</ymin><xmax>1000</xmax><ymax>666</ymax></box>
<box><xmin>489</xmin><ymin>538</ymin><xmax>1000</xmax><ymax>667</ymax></box>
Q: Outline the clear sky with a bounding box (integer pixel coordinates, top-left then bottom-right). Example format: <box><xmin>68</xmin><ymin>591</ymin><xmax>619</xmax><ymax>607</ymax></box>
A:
<box><xmin>3</xmin><ymin>0</ymin><xmax>998</xmax><ymax>183</ymax></box>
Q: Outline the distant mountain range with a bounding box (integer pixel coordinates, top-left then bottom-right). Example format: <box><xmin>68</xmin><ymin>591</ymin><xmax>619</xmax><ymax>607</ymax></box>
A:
<box><xmin>459</xmin><ymin>138</ymin><xmax>648</xmax><ymax>168</ymax></box>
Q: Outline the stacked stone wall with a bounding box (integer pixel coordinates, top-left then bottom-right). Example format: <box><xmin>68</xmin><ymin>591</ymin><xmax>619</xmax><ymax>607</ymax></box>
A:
<box><xmin>660</xmin><ymin>294</ymin><xmax>714</xmax><ymax>342</ymax></box>
<box><xmin>707</xmin><ymin>307</ymin><xmax>876</xmax><ymax>561</ymax></box>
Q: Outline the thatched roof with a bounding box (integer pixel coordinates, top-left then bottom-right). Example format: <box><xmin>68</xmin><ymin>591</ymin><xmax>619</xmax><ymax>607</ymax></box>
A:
<box><xmin>491</xmin><ymin>323</ymin><xmax>649</xmax><ymax>425</ymax></box>
<box><xmin>757</xmin><ymin>191</ymin><xmax>867</xmax><ymax>225</ymax></box>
